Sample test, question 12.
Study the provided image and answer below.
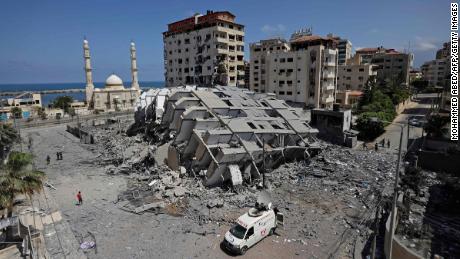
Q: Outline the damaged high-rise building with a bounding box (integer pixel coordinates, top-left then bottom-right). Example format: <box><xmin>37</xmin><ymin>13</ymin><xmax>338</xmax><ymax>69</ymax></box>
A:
<box><xmin>136</xmin><ymin>86</ymin><xmax>320</xmax><ymax>187</ymax></box>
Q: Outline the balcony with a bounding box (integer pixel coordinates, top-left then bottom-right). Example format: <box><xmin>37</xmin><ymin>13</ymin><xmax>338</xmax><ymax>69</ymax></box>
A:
<box><xmin>321</xmin><ymin>95</ymin><xmax>335</xmax><ymax>103</ymax></box>
<box><xmin>324</xmin><ymin>49</ymin><xmax>336</xmax><ymax>55</ymax></box>
<box><xmin>323</xmin><ymin>81</ymin><xmax>335</xmax><ymax>91</ymax></box>
<box><xmin>322</xmin><ymin>71</ymin><xmax>335</xmax><ymax>78</ymax></box>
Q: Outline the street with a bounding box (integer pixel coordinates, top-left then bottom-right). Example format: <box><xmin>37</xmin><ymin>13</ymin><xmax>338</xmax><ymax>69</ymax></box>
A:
<box><xmin>372</xmin><ymin>93</ymin><xmax>438</xmax><ymax>153</ymax></box>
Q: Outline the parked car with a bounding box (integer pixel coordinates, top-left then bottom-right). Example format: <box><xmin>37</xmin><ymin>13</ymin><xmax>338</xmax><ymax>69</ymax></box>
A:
<box><xmin>222</xmin><ymin>203</ymin><xmax>284</xmax><ymax>255</ymax></box>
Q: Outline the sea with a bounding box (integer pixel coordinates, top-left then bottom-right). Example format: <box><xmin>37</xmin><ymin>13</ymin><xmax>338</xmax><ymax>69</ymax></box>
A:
<box><xmin>0</xmin><ymin>81</ymin><xmax>164</xmax><ymax>106</ymax></box>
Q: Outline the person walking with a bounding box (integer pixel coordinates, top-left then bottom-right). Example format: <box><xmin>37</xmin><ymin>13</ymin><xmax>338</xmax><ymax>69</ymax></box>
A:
<box><xmin>76</xmin><ymin>191</ymin><xmax>83</xmax><ymax>205</ymax></box>
<box><xmin>362</xmin><ymin>142</ymin><xmax>367</xmax><ymax>150</ymax></box>
<box><xmin>387</xmin><ymin>139</ymin><xmax>391</xmax><ymax>148</ymax></box>
<box><xmin>374</xmin><ymin>142</ymin><xmax>379</xmax><ymax>151</ymax></box>
<box><xmin>56</xmin><ymin>152</ymin><xmax>60</xmax><ymax>160</ymax></box>
<box><xmin>46</xmin><ymin>155</ymin><xmax>50</xmax><ymax>165</ymax></box>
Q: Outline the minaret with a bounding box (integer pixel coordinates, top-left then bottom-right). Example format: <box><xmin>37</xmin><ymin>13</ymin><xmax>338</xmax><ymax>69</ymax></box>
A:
<box><xmin>83</xmin><ymin>39</ymin><xmax>95</xmax><ymax>106</ymax></box>
<box><xmin>130</xmin><ymin>41</ymin><xmax>140</xmax><ymax>90</ymax></box>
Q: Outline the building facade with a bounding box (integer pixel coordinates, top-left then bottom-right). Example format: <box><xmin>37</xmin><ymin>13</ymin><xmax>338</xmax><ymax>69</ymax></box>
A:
<box><xmin>350</xmin><ymin>47</ymin><xmax>413</xmax><ymax>86</ymax></box>
<box><xmin>249</xmin><ymin>34</ymin><xmax>338</xmax><ymax>109</ymax></box>
<box><xmin>421</xmin><ymin>58</ymin><xmax>450</xmax><ymax>87</ymax></box>
<box><xmin>163</xmin><ymin>11</ymin><xmax>245</xmax><ymax>87</ymax></box>
<box><xmin>243</xmin><ymin>60</ymin><xmax>250</xmax><ymax>88</ymax></box>
<box><xmin>337</xmin><ymin>63</ymin><xmax>377</xmax><ymax>91</ymax></box>
<box><xmin>327</xmin><ymin>34</ymin><xmax>352</xmax><ymax>65</ymax></box>
<box><xmin>421</xmin><ymin>42</ymin><xmax>451</xmax><ymax>89</ymax></box>
<box><xmin>84</xmin><ymin>40</ymin><xmax>140</xmax><ymax>112</ymax></box>
<box><xmin>436</xmin><ymin>41</ymin><xmax>451</xmax><ymax>59</ymax></box>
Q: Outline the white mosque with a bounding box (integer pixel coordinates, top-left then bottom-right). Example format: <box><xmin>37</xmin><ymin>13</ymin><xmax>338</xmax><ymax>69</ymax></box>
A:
<box><xmin>83</xmin><ymin>39</ymin><xmax>140</xmax><ymax>112</ymax></box>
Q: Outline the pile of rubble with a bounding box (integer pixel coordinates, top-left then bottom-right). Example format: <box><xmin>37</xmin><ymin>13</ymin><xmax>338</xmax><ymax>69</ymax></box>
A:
<box><xmin>396</xmin><ymin>168</ymin><xmax>460</xmax><ymax>257</ymax></box>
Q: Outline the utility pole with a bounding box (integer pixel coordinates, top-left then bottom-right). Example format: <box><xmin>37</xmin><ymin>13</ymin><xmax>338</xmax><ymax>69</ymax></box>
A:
<box><xmin>262</xmin><ymin>138</ymin><xmax>266</xmax><ymax>189</ymax></box>
<box><xmin>371</xmin><ymin>205</ymin><xmax>380</xmax><ymax>259</ymax></box>
<box><xmin>13</xmin><ymin>115</ymin><xmax>23</xmax><ymax>152</ymax></box>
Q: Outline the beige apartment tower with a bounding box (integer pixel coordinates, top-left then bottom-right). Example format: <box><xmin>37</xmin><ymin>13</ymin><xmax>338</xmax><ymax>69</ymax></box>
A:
<box><xmin>163</xmin><ymin>11</ymin><xmax>245</xmax><ymax>87</ymax></box>
<box><xmin>249</xmin><ymin>32</ymin><xmax>338</xmax><ymax>109</ymax></box>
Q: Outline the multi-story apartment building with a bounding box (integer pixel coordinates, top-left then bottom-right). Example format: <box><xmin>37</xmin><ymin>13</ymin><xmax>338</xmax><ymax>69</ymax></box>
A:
<box><xmin>349</xmin><ymin>47</ymin><xmax>413</xmax><ymax>86</ymax></box>
<box><xmin>243</xmin><ymin>60</ymin><xmax>250</xmax><ymax>88</ymax></box>
<box><xmin>436</xmin><ymin>41</ymin><xmax>451</xmax><ymax>59</ymax></box>
<box><xmin>421</xmin><ymin>42</ymin><xmax>451</xmax><ymax>88</ymax></box>
<box><xmin>421</xmin><ymin>58</ymin><xmax>450</xmax><ymax>87</ymax></box>
<box><xmin>327</xmin><ymin>34</ymin><xmax>352</xmax><ymax>65</ymax></box>
<box><xmin>163</xmin><ymin>11</ymin><xmax>245</xmax><ymax>87</ymax></box>
<box><xmin>249</xmin><ymin>33</ymin><xmax>338</xmax><ymax>109</ymax></box>
<box><xmin>337</xmin><ymin>63</ymin><xmax>378</xmax><ymax>91</ymax></box>
<box><xmin>372</xmin><ymin>50</ymin><xmax>413</xmax><ymax>85</ymax></box>
<box><xmin>350</xmin><ymin>47</ymin><xmax>383</xmax><ymax>65</ymax></box>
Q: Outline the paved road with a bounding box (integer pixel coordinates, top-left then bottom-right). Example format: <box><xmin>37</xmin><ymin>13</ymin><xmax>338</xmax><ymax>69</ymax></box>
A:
<box><xmin>373</xmin><ymin>93</ymin><xmax>438</xmax><ymax>153</ymax></box>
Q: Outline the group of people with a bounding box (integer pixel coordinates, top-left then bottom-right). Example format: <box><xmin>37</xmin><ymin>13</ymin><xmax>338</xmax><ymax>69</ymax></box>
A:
<box><xmin>46</xmin><ymin>152</ymin><xmax>64</xmax><ymax>164</ymax></box>
<box><xmin>362</xmin><ymin>139</ymin><xmax>391</xmax><ymax>151</ymax></box>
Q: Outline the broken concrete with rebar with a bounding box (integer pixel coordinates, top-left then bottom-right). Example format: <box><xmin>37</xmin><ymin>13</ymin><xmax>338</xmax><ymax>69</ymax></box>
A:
<box><xmin>135</xmin><ymin>85</ymin><xmax>322</xmax><ymax>188</ymax></box>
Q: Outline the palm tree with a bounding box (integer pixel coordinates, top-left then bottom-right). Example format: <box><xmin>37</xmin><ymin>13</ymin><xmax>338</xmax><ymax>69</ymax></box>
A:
<box><xmin>0</xmin><ymin>152</ymin><xmax>45</xmax><ymax>216</ymax></box>
<box><xmin>0</xmin><ymin>124</ymin><xmax>19</xmax><ymax>160</ymax></box>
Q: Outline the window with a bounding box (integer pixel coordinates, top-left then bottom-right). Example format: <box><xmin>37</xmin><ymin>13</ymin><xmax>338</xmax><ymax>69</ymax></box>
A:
<box><xmin>279</xmin><ymin>91</ymin><xmax>285</xmax><ymax>95</ymax></box>
<box><xmin>185</xmin><ymin>39</ymin><xmax>190</xmax><ymax>44</ymax></box>
<box><xmin>247</xmin><ymin>122</ymin><xmax>257</xmax><ymax>129</ymax></box>
<box><xmin>287</xmin><ymin>91</ymin><xmax>292</xmax><ymax>95</ymax></box>
<box><xmin>287</xmin><ymin>58</ymin><xmax>293</xmax><ymax>62</ymax></box>
<box><xmin>207</xmin><ymin>66</ymin><xmax>211</xmax><ymax>70</ymax></box>
<box><xmin>280</xmin><ymin>58</ymin><xmax>286</xmax><ymax>63</ymax></box>
<box><xmin>359</xmin><ymin>68</ymin><xmax>364</xmax><ymax>72</ymax></box>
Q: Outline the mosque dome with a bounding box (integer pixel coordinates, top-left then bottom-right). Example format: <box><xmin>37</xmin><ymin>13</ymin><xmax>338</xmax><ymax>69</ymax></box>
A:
<box><xmin>105</xmin><ymin>74</ymin><xmax>124</xmax><ymax>90</ymax></box>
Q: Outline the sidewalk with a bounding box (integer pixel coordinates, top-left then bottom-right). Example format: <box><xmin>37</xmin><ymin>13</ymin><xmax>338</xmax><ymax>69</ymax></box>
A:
<box><xmin>34</xmin><ymin>187</ymin><xmax>86</xmax><ymax>259</ymax></box>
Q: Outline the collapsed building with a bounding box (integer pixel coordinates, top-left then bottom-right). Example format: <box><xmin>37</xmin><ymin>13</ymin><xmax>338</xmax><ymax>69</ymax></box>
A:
<box><xmin>136</xmin><ymin>86</ymin><xmax>321</xmax><ymax>187</ymax></box>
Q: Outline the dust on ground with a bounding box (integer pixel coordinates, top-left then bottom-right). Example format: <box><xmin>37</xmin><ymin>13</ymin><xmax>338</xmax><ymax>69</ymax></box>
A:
<box><xmin>22</xmin><ymin>120</ymin><xmax>399</xmax><ymax>259</ymax></box>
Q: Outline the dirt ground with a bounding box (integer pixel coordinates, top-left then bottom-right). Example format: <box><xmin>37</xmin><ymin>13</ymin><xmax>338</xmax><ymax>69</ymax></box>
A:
<box><xmin>22</xmin><ymin>125</ymin><xmax>314</xmax><ymax>259</ymax></box>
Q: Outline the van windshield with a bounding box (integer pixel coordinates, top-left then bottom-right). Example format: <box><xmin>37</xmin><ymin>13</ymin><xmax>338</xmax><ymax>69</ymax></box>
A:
<box><xmin>230</xmin><ymin>224</ymin><xmax>247</xmax><ymax>239</ymax></box>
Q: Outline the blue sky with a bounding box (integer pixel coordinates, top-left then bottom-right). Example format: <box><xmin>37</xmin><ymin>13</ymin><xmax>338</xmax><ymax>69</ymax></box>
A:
<box><xmin>0</xmin><ymin>0</ymin><xmax>451</xmax><ymax>84</ymax></box>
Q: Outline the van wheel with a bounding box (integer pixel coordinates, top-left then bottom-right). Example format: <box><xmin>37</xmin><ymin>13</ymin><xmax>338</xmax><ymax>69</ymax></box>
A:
<box><xmin>269</xmin><ymin>227</ymin><xmax>275</xmax><ymax>236</ymax></box>
<box><xmin>240</xmin><ymin>246</ymin><xmax>248</xmax><ymax>255</ymax></box>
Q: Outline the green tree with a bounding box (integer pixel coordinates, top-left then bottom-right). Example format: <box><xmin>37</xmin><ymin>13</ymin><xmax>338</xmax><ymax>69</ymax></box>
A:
<box><xmin>52</xmin><ymin>96</ymin><xmax>74</xmax><ymax>113</ymax></box>
<box><xmin>0</xmin><ymin>152</ymin><xmax>45</xmax><ymax>215</ymax></box>
<box><xmin>356</xmin><ymin>113</ymin><xmax>386</xmax><ymax>140</ymax></box>
<box><xmin>10</xmin><ymin>107</ymin><xmax>22</xmax><ymax>119</ymax></box>
<box><xmin>0</xmin><ymin>124</ymin><xmax>19</xmax><ymax>153</ymax></box>
<box><xmin>424</xmin><ymin>114</ymin><xmax>449</xmax><ymax>139</ymax></box>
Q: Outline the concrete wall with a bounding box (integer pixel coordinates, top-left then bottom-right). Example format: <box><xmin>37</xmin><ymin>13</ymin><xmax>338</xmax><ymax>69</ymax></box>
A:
<box><xmin>66</xmin><ymin>125</ymin><xmax>95</xmax><ymax>144</ymax></box>
<box><xmin>384</xmin><ymin>209</ymin><xmax>423</xmax><ymax>259</ymax></box>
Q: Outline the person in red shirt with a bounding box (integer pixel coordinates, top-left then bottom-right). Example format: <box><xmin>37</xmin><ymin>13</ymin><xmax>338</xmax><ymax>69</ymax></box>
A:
<box><xmin>77</xmin><ymin>191</ymin><xmax>83</xmax><ymax>205</ymax></box>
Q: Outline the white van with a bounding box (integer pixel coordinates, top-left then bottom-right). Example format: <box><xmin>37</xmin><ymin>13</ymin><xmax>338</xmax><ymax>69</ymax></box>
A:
<box><xmin>222</xmin><ymin>205</ymin><xmax>284</xmax><ymax>255</ymax></box>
